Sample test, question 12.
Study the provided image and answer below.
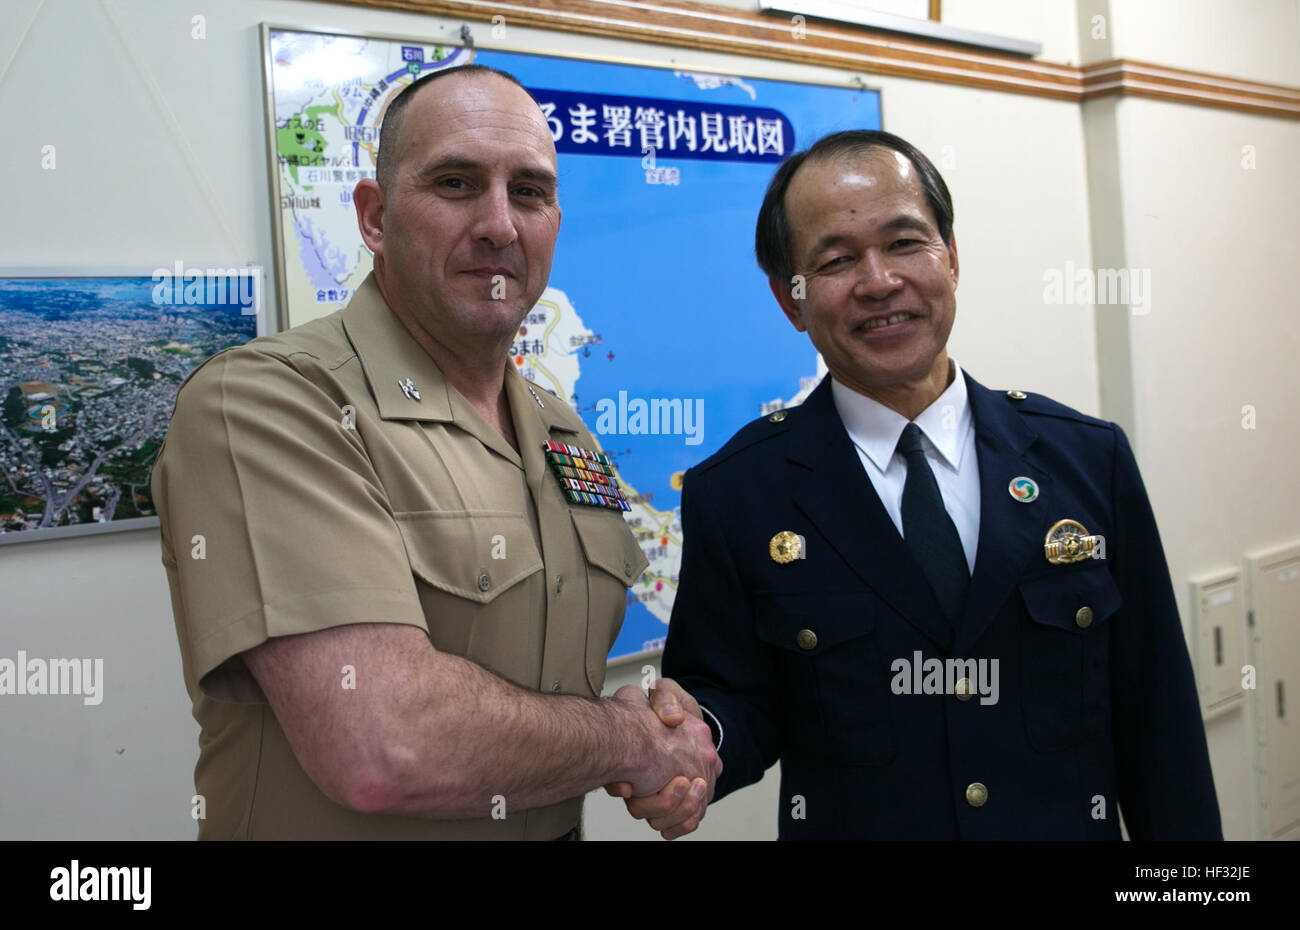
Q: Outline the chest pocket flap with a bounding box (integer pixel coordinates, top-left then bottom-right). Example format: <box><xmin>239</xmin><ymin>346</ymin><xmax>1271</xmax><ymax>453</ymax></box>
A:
<box><xmin>755</xmin><ymin>591</ymin><xmax>877</xmax><ymax>654</ymax></box>
<box><xmin>395</xmin><ymin>511</ymin><xmax>543</xmax><ymax>603</ymax></box>
<box><xmin>1019</xmin><ymin>565</ymin><xmax>1123</xmax><ymax>632</ymax></box>
<box><xmin>571</xmin><ymin>508</ymin><xmax>648</xmax><ymax>587</ymax></box>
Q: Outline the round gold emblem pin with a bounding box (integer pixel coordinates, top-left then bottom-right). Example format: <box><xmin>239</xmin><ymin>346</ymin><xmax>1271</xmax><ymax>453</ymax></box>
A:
<box><xmin>769</xmin><ymin>531</ymin><xmax>802</xmax><ymax>564</ymax></box>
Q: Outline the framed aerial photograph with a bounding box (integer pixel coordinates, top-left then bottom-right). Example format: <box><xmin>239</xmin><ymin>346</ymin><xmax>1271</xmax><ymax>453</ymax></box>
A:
<box><xmin>0</xmin><ymin>266</ymin><xmax>268</xmax><ymax>544</ymax></box>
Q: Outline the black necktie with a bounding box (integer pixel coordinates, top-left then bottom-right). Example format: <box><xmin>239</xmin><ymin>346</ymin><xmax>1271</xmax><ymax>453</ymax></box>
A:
<box><xmin>897</xmin><ymin>422</ymin><xmax>969</xmax><ymax>627</ymax></box>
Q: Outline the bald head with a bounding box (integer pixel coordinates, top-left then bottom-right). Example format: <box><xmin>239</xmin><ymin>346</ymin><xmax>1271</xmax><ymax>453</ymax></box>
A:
<box><xmin>351</xmin><ymin>60</ymin><xmax>562</xmax><ymax>367</ymax></box>
<box><xmin>375</xmin><ymin>65</ymin><xmax>538</xmax><ymax>192</ymax></box>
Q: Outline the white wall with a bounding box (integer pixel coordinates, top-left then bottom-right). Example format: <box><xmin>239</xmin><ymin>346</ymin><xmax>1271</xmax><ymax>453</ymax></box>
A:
<box><xmin>943</xmin><ymin>0</ymin><xmax>1082</xmax><ymax>63</ymax></box>
<box><xmin>0</xmin><ymin>0</ymin><xmax>1290</xmax><ymax>840</ymax></box>
<box><xmin>1107</xmin><ymin>0</ymin><xmax>1300</xmax><ymax>85</ymax></box>
<box><xmin>1095</xmin><ymin>94</ymin><xmax>1299</xmax><ymax>842</ymax></box>
<box><xmin>1074</xmin><ymin>0</ymin><xmax>1300</xmax><ymax>842</ymax></box>
<box><xmin>0</xmin><ymin>528</ymin><xmax>191</xmax><ymax>838</ymax></box>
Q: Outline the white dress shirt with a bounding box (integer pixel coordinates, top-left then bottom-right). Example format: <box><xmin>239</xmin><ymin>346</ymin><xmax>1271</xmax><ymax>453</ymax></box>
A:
<box><xmin>830</xmin><ymin>360</ymin><xmax>981</xmax><ymax>574</ymax></box>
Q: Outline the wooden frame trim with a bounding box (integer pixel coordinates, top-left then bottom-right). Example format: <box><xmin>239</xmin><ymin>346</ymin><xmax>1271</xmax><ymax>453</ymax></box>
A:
<box><xmin>1082</xmin><ymin>60</ymin><xmax>1300</xmax><ymax>119</ymax></box>
<box><xmin>322</xmin><ymin>0</ymin><xmax>1300</xmax><ymax>119</ymax></box>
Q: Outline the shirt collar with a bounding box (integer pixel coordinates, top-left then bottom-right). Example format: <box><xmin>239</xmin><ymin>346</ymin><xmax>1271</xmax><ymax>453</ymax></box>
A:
<box><xmin>831</xmin><ymin>359</ymin><xmax>972</xmax><ymax>472</ymax></box>
<box><xmin>341</xmin><ymin>273</ymin><xmax>454</xmax><ymax>423</ymax></box>
<box><xmin>340</xmin><ymin>272</ymin><xmax>586</xmax><ymax>449</ymax></box>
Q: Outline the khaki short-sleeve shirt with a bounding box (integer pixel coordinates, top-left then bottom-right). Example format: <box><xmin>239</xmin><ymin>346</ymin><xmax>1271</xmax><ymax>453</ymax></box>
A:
<box><xmin>152</xmin><ymin>274</ymin><xmax>648</xmax><ymax>839</ymax></box>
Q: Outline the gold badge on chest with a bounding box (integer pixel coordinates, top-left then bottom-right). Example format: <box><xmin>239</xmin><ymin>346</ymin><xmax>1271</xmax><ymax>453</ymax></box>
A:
<box><xmin>1043</xmin><ymin>518</ymin><xmax>1102</xmax><ymax>564</ymax></box>
<box><xmin>769</xmin><ymin>531</ymin><xmax>804</xmax><ymax>564</ymax></box>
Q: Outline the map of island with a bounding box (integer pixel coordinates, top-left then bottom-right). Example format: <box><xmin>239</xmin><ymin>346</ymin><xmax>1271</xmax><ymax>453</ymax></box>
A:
<box><xmin>513</xmin><ymin>287</ymin><xmax>682</xmax><ymax>634</ymax></box>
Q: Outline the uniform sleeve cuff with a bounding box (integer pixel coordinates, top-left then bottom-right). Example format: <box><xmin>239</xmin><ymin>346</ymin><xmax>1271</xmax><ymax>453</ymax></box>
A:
<box><xmin>699</xmin><ymin>704</ymin><xmax>723</xmax><ymax>752</ymax></box>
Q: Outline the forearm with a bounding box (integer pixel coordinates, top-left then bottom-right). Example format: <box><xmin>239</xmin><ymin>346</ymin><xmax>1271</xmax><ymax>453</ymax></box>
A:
<box><xmin>369</xmin><ymin>648</ymin><xmax>649</xmax><ymax>819</ymax></box>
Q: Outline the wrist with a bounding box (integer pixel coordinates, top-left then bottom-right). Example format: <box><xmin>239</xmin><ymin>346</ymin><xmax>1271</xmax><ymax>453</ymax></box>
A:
<box><xmin>600</xmin><ymin>695</ymin><xmax>649</xmax><ymax>786</ymax></box>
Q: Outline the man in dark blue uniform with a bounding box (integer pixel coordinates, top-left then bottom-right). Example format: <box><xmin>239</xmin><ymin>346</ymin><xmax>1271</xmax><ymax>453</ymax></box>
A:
<box><xmin>609</xmin><ymin>130</ymin><xmax>1221</xmax><ymax>840</ymax></box>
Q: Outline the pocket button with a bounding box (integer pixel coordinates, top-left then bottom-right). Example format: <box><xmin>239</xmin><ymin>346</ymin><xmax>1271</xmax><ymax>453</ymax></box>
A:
<box><xmin>1075</xmin><ymin>606</ymin><xmax>1093</xmax><ymax>628</ymax></box>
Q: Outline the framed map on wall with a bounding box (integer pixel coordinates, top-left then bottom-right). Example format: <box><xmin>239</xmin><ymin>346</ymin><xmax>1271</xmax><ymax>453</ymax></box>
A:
<box><xmin>260</xmin><ymin>25</ymin><xmax>880</xmax><ymax>662</ymax></box>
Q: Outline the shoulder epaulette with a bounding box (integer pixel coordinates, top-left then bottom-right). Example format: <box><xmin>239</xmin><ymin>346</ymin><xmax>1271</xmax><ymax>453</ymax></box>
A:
<box><xmin>1002</xmin><ymin>389</ymin><xmax>1112</xmax><ymax>431</ymax></box>
<box><xmin>692</xmin><ymin>405</ymin><xmax>798</xmax><ymax>475</ymax></box>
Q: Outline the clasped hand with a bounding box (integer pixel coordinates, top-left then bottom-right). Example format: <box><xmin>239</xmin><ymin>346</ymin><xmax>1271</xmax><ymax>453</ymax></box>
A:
<box><xmin>606</xmin><ymin>678</ymin><xmax>721</xmax><ymax>840</ymax></box>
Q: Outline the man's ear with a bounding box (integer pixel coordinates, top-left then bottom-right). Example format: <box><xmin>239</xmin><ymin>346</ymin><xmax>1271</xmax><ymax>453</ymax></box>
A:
<box><xmin>769</xmin><ymin>274</ymin><xmax>808</xmax><ymax>333</ymax></box>
<box><xmin>946</xmin><ymin>232</ymin><xmax>959</xmax><ymax>289</ymax></box>
<box><xmin>353</xmin><ymin>178</ymin><xmax>386</xmax><ymax>256</ymax></box>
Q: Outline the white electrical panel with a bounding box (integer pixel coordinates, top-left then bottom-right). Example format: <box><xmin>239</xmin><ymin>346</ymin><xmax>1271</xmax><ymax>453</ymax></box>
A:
<box><xmin>1245</xmin><ymin>541</ymin><xmax>1300</xmax><ymax>841</ymax></box>
<box><xmin>1189</xmin><ymin>570</ymin><xmax>1247</xmax><ymax>718</ymax></box>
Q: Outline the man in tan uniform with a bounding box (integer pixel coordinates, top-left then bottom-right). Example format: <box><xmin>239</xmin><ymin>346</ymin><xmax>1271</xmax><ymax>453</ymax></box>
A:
<box><xmin>152</xmin><ymin>65</ymin><xmax>719</xmax><ymax>839</ymax></box>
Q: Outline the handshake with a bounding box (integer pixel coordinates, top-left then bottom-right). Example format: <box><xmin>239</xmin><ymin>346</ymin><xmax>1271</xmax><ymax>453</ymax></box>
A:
<box><xmin>604</xmin><ymin>678</ymin><xmax>722</xmax><ymax>840</ymax></box>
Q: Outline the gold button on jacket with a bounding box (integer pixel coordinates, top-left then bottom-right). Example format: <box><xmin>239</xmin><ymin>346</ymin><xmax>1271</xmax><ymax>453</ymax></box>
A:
<box><xmin>152</xmin><ymin>274</ymin><xmax>648</xmax><ymax>840</ymax></box>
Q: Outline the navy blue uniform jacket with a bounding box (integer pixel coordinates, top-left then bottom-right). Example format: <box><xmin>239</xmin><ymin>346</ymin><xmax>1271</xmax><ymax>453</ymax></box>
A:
<box><xmin>661</xmin><ymin>372</ymin><xmax>1221</xmax><ymax>840</ymax></box>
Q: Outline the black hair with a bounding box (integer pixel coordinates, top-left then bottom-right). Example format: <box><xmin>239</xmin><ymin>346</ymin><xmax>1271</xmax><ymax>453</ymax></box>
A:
<box><xmin>754</xmin><ymin>130</ymin><xmax>954</xmax><ymax>285</ymax></box>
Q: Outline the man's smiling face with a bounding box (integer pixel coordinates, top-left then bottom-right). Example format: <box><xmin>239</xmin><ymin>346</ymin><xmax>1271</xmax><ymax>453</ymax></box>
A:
<box><xmin>772</xmin><ymin>148</ymin><xmax>958</xmax><ymax>398</ymax></box>
<box><xmin>371</xmin><ymin>72</ymin><xmax>561</xmax><ymax>351</ymax></box>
